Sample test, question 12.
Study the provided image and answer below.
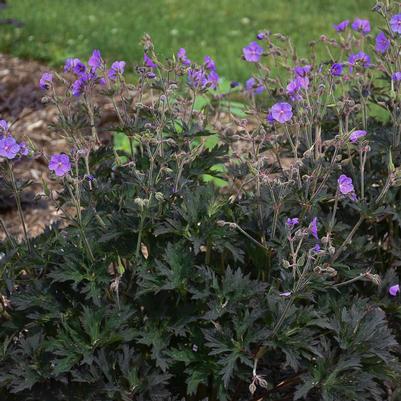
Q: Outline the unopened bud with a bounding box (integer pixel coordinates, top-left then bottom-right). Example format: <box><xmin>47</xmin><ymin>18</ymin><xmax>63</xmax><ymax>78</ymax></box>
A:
<box><xmin>155</xmin><ymin>192</ymin><xmax>164</xmax><ymax>201</ymax></box>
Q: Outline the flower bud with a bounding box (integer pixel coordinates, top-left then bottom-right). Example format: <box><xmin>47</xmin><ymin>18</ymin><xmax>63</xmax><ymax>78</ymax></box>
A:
<box><xmin>155</xmin><ymin>192</ymin><xmax>164</xmax><ymax>201</ymax></box>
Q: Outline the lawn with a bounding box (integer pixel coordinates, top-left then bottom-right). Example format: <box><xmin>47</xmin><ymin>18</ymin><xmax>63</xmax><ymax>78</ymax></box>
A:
<box><xmin>0</xmin><ymin>0</ymin><xmax>377</xmax><ymax>81</ymax></box>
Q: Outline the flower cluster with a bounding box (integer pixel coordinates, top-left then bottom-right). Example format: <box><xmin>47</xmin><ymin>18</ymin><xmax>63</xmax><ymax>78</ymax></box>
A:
<box><xmin>39</xmin><ymin>49</ymin><xmax>128</xmax><ymax>97</ymax></box>
<box><xmin>0</xmin><ymin>120</ymin><xmax>29</xmax><ymax>160</ymax></box>
<box><xmin>187</xmin><ymin>54</ymin><xmax>219</xmax><ymax>90</ymax></box>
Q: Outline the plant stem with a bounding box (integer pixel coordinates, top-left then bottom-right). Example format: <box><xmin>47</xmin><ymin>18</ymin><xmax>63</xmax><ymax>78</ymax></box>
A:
<box><xmin>332</xmin><ymin>215</ymin><xmax>364</xmax><ymax>262</ymax></box>
<box><xmin>8</xmin><ymin>162</ymin><xmax>31</xmax><ymax>252</ymax></box>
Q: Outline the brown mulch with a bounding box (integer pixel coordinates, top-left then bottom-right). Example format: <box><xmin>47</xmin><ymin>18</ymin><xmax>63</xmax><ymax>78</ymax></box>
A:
<box><xmin>0</xmin><ymin>54</ymin><xmax>67</xmax><ymax>241</ymax></box>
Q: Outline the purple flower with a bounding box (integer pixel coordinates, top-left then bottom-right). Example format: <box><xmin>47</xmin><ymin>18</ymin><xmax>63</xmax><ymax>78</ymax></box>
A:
<box><xmin>71</xmin><ymin>76</ymin><xmax>87</xmax><ymax>97</ymax></box>
<box><xmin>286</xmin><ymin>79</ymin><xmax>301</xmax><ymax>99</ymax></box>
<box><xmin>64</xmin><ymin>58</ymin><xmax>77</xmax><ymax>72</ymax></box>
<box><xmin>39</xmin><ymin>72</ymin><xmax>53</xmax><ymax>90</ymax></box>
<box><xmin>64</xmin><ymin>58</ymin><xmax>86</xmax><ymax>75</ymax></box>
<box><xmin>204</xmin><ymin>56</ymin><xmax>216</xmax><ymax>71</ymax></box>
<box><xmin>389</xmin><ymin>284</ymin><xmax>400</xmax><ymax>296</ymax></box>
<box><xmin>375</xmin><ymin>32</ymin><xmax>390</xmax><ymax>54</ymax></box>
<box><xmin>286</xmin><ymin>217</ymin><xmax>299</xmax><ymax>227</ymax></box>
<box><xmin>206</xmin><ymin>71</ymin><xmax>219</xmax><ymax>89</ymax></box>
<box><xmin>19</xmin><ymin>141</ymin><xmax>29</xmax><ymax>156</ymax></box>
<box><xmin>312</xmin><ymin>243</ymin><xmax>321</xmax><ymax>253</ymax></box>
<box><xmin>108</xmin><ymin>61</ymin><xmax>126</xmax><ymax>80</ymax></box>
<box><xmin>351</xmin><ymin>18</ymin><xmax>370</xmax><ymax>35</ymax></box>
<box><xmin>0</xmin><ymin>136</ymin><xmax>20</xmax><ymax>159</ymax></box>
<box><xmin>270</xmin><ymin>102</ymin><xmax>293</xmax><ymax>124</ymax></box>
<box><xmin>230</xmin><ymin>81</ymin><xmax>240</xmax><ymax>88</ymax></box>
<box><xmin>294</xmin><ymin>65</ymin><xmax>311</xmax><ymax>78</ymax></box>
<box><xmin>0</xmin><ymin>119</ymin><xmax>9</xmax><ymax>134</ymax></box>
<box><xmin>188</xmin><ymin>67</ymin><xmax>219</xmax><ymax>90</ymax></box>
<box><xmin>333</xmin><ymin>20</ymin><xmax>349</xmax><ymax>32</ymax></box>
<box><xmin>246</xmin><ymin>77</ymin><xmax>264</xmax><ymax>94</ymax></box>
<box><xmin>144</xmin><ymin>54</ymin><xmax>157</xmax><ymax>68</ymax></box>
<box><xmin>286</xmin><ymin>77</ymin><xmax>308</xmax><ymax>100</ymax></box>
<box><xmin>390</xmin><ymin>14</ymin><xmax>401</xmax><ymax>34</ymax></box>
<box><xmin>256</xmin><ymin>32</ymin><xmax>266</xmax><ymax>40</ymax></box>
<box><xmin>310</xmin><ymin>217</ymin><xmax>318</xmax><ymax>240</ymax></box>
<box><xmin>348</xmin><ymin>51</ymin><xmax>371</xmax><ymax>72</ymax></box>
<box><xmin>242</xmin><ymin>41</ymin><xmax>263</xmax><ymax>63</ymax></box>
<box><xmin>330</xmin><ymin>63</ymin><xmax>343</xmax><ymax>77</ymax></box>
<box><xmin>392</xmin><ymin>72</ymin><xmax>401</xmax><ymax>81</ymax></box>
<box><xmin>279</xmin><ymin>291</ymin><xmax>292</xmax><ymax>297</ymax></box>
<box><xmin>177</xmin><ymin>48</ymin><xmax>191</xmax><ymax>66</ymax></box>
<box><xmin>350</xmin><ymin>130</ymin><xmax>367</xmax><ymax>143</ymax></box>
<box><xmin>266</xmin><ymin>112</ymin><xmax>275</xmax><ymax>124</ymax></box>
<box><xmin>188</xmin><ymin>68</ymin><xmax>207</xmax><ymax>89</ymax></box>
<box><xmin>88</xmin><ymin>49</ymin><xmax>102</xmax><ymax>71</ymax></box>
<box><xmin>48</xmin><ymin>153</ymin><xmax>71</xmax><ymax>177</ymax></box>
<box><xmin>338</xmin><ymin>174</ymin><xmax>354</xmax><ymax>195</ymax></box>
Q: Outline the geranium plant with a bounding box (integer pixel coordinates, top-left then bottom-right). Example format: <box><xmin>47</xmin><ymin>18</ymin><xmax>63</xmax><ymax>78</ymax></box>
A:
<box><xmin>1</xmin><ymin>2</ymin><xmax>401</xmax><ymax>401</ymax></box>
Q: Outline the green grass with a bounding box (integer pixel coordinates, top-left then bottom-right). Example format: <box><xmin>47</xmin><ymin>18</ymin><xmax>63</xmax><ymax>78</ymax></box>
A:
<box><xmin>0</xmin><ymin>0</ymin><xmax>378</xmax><ymax>81</ymax></box>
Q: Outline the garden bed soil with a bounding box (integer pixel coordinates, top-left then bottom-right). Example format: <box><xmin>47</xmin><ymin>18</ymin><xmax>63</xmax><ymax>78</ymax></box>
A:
<box><xmin>0</xmin><ymin>53</ymin><xmax>67</xmax><ymax>241</ymax></box>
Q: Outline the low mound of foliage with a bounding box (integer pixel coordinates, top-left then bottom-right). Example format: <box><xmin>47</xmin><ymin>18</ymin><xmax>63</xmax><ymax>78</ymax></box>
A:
<box><xmin>1</xmin><ymin>2</ymin><xmax>401</xmax><ymax>400</ymax></box>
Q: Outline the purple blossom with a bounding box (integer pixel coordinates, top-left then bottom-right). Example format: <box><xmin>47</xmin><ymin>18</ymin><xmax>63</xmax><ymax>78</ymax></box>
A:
<box><xmin>207</xmin><ymin>70</ymin><xmax>219</xmax><ymax>89</ymax></box>
<box><xmin>266</xmin><ymin>112</ymin><xmax>275</xmax><ymax>124</ymax></box>
<box><xmin>88</xmin><ymin>49</ymin><xmax>102</xmax><ymax>71</ymax></box>
<box><xmin>188</xmin><ymin>67</ymin><xmax>219</xmax><ymax>90</ymax></box>
<box><xmin>312</xmin><ymin>243</ymin><xmax>321</xmax><ymax>253</ymax></box>
<box><xmin>333</xmin><ymin>20</ymin><xmax>349</xmax><ymax>32</ymax></box>
<box><xmin>177</xmin><ymin>48</ymin><xmax>191</xmax><ymax>66</ymax></box>
<box><xmin>242</xmin><ymin>41</ymin><xmax>263</xmax><ymax>63</ymax></box>
<box><xmin>351</xmin><ymin>18</ymin><xmax>371</xmax><ymax>34</ymax></box>
<box><xmin>188</xmin><ymin>68</ymin><xmax>207</xmax><ymax>89</ymax></box>
<box><xmin>108</xmin><ymin>61</ymin><xmax>126</xmax><ymax>80</ymax></box>
<box><xmin>310</xmin><ymin>217</ymin><xmax>318</xmax><ymax>240</ymax></box>
<box><xmin>375</xmin><ymin>32</ymin><xmax>390</xmax><ymax>54</ymax></box>
<box><xmin>0</xmin><ymin>119</ymin><xmax>9</xmax><ymax>134</ymax></box>
<box><xmin>204</xmin><ymin>56</ymin><xmax>216</xmax><ymax>71</ymax></box>
<box><xmin>350</xmin><ymin>130</ymin><xmax>367</xmax><ymax>143</ymax></box>
<box><xmin>286</xmin><ymin>77</ymin><xmax>308</xmax><ymax>100</ymax></box>
<box><xmin>0</xmin><ymin>136</ymin><xmax>20</xmax><ymax>159</ymax></box>
<box><xmin>144</xmin><ymin>54</ymin><xmax>157</xmax><ymax>68</ymax></box>
<box><xmin>230</xmin><ymin>81</ymin><xmax>240</xmax><ymax>88</ymax></box>
<box><xmin>286</xmin><ymin>79</ymin><xmax>301</xmax><ymax>100</ymax></box>
<box><xmin>286</xmin><ymin>217</ymin><xmax>299</xmax><ymax>227</ymax></box>
<box><xmin>48</xmin><ymin>153</ymin><xmax>71</xmax><ymax>177</ymax></box>
<box><xmin>330</xmin><ymin>63</ymin><xmax>343</xmax><ymax>77</ymax></box>
<box><xmin>390</xmin><ymin>14</ymin><xmax>401</xmax><ymax>34</ymax></box>
<box><xmin>64</xmin><ymin>58</ymin><xmax>86</xmax><ymax>75</ymax></box>
<box><xmin>392</xmin><ymin>72</ymin><xmax>401</xmax><ymax>81</ymax></box>
<box><xmin>279</xmin><ymin>291</ymin><xmax>292</xmax><ymax>297</ymax></box>
<box><xmin>270</xmin><ymin>102</ymin><xmax>293</xmax><ymax>124</ymax></box>
<box><xmin>246</xmin><ymin>77</ymin><xmax>264</xmax><ymax>94</ymax></box>
<box><xmin>294</xmin><ymin>65</ymin><xmax>311</xmax><ymax>78</ymax></box>
<box><xmin>19</xmin><ymin>141</ymin><xmax>29</xmax><ymax>156</ymax></box>
<box><xmin>39</xmin><ymin>72</ymin><xmax>53</xmax><ymax>90</ymax></box>
<box><xmin>256</xmin><ymin>32</ymin><xmax>266</xmax><ymax>40</ymax></box>
<box><xmin>64</xmin><ymin>58</ymin><xmax>77</xmax><ymax>72</ymax></box>
<box><xmin>71</xmin><ymin>76</ymin><xmax>88</xmax><ymax>97</ymax></box>
<box><xmin>389</xmin><ymin>284</ymin><xmax>400</xmax><ymax>296</ymax></box>
<box><xmin>338</xmin><ymin>174</ymin><xmax>354</xmax><ymax>195</ymax></box>
<box><xmin>348</xmin><ymin>51</ymin><xmax>371</xmax><ymax>72</ymax></box>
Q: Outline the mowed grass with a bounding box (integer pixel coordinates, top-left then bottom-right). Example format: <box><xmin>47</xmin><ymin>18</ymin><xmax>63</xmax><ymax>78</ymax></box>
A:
<box><xmin>0</xmin><ymin>0</ymin><xmax>378</xmax><ymax>81</ymax></box>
